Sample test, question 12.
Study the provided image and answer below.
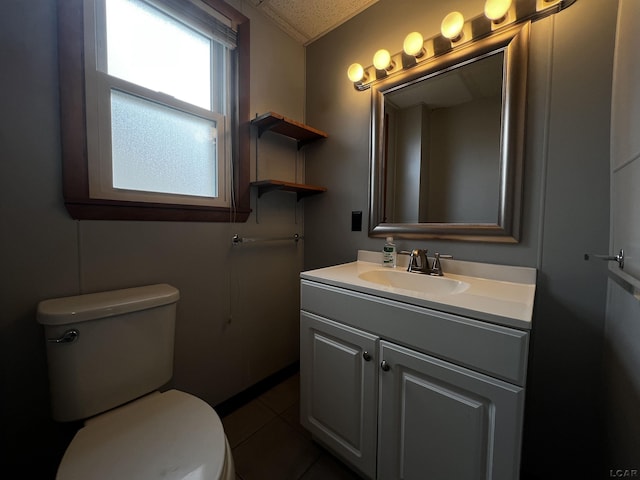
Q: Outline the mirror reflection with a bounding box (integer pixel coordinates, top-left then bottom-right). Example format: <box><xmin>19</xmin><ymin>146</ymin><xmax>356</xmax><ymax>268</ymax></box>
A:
<box><xmin>383</xmin><ymin>52</ymin><xmax>503</xmax><ymax>224</ymax></box>
<box><xmin>369</xmin><ymin>24</ymin><xmax>529</xmax><ymax>243</ymax></box>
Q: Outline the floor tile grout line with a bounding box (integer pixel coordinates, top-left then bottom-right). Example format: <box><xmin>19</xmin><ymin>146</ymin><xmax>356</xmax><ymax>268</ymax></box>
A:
<box><xmin>229</xmin><ymin>374</ymin><xmax>365</xmax><ymax>479</ymax></box>
<box><xmin>230</xmin><ymin>408</ymin><xmax>322</xmax><ymax>480</ymax></box>
<box><xmin>257</xmin><ymin>395</ymin><xmax>299</xmax><ymax>419</ymax></box>
<box><xmin>224</xmin><ymin>396</ymin><xmax>291</xmax><ymax>451</ymax></box>
<box><xmin>228</xmin><ymin>392</ymin><xmax>360</xmax><ymax>479</ymax></box>
<box><xmin>226</xmin><ymin>374</ymin><xmax>306</xmax><ymax>478</ymax></box>
<box><xmin>228</xmin><ymin>401</ymin><xmax>301</xmax><ymax>453</ymax></box>
<box><xmin>230</xmin><ymin>414</ymin><xmax>281</xmax><ymax>451</ymax></box>
<box><xmin>296</xmin><ymin>452</ymin><xmax>325</xmax><ymax>480</ymax></box>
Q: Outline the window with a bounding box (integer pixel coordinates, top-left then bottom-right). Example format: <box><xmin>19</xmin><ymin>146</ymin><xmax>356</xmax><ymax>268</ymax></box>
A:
<box><xmin>88</xmin><ymin>0</ymin><xmax>230</xmax><ymax>207</ymax></box>
<box><xmin>57</xmin><ymin>0</ymin><xmax>250</xmax><ymax>221</ymax></box>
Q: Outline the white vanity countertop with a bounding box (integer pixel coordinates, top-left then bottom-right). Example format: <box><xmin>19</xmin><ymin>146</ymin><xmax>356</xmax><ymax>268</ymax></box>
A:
<box><xmin>300</xmin><ymin>251</ymin><xmax>536</xmax><ymax>330</ymax></box>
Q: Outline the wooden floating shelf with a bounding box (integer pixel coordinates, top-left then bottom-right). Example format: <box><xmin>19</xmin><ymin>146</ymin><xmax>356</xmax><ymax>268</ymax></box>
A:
<box><xmin>251</xmin><ymin>112</ymin><xmax>328</xmax><ymax>202</ymax></box>
<box><xmin>251</xmin><ymin>112</ymin><xmax>328</xmax><ymax>149</ymax></box>
<box><xmin>250</xmin><ymin>180</ymin><xmax>327</xmax><ymax>201</ymax></box>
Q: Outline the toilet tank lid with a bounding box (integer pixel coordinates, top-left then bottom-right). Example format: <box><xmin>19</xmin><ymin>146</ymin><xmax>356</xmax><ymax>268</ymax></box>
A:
<box><xmin>37</xmin><ymin>284</ymin><xmax>180</xmax><ymax>326</ymax></box>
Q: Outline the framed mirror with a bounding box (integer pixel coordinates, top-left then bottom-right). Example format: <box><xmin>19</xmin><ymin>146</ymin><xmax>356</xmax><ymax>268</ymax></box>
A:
<box><xmin>369</xmin><ymin>23</ymin><xmax>529</xmax><ymax>243</ymax></box>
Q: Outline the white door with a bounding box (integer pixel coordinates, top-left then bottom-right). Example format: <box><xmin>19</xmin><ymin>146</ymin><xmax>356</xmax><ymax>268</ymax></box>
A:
<box><xmin>604</xmin><ymin>0</ymin><xmax>640</xmax><ymax>468</ymax></box>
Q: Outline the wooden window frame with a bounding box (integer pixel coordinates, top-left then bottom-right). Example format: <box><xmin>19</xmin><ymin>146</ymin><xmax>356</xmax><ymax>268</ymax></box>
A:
<box><xmin>57</xmin><ymin>0</ymin><xmax>251</xmax><ymax>222</ymax></box>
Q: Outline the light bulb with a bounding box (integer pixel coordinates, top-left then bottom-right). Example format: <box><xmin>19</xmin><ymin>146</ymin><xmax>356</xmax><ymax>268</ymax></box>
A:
<box><xmin>373</xmin><ymin>49</ymin><xmax>392</xmax><ymax>70</ymax></box>
<box><xmin>484</xmin><ymin>0</ymin><xmax>512</xmax><ymax>21</ymax></box>
<box><xmin>441</xmin><ymin>11</ymin><xmax>464</xmax><ymax>40</ymax></box>
<box><xmin>347</xmin><ymin>63</ymin><xmax>365</xmax><ymax>82</ymax></box>
<box><xmin>403</xmin><ymin>32</ymin><xmax>424</xmax><ymax>57</ymax></box>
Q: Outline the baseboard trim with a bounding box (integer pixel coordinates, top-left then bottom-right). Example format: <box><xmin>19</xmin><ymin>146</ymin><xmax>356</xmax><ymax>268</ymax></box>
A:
<box><xmin>215</xmin><ymin>361</ymin><xmax>300</xmax><ymax>417</ymax></box>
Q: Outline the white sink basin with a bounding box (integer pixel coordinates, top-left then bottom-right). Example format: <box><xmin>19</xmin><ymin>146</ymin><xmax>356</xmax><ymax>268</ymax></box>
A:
<box><xmin>358</xmin><ymin>269</ymin><xmax>470</xmax><ymax>296</ymax></box>
<box><xmin>301</xmin><ymin>251</ymin><xmax>537</xmax><ymax>329</ymax></box>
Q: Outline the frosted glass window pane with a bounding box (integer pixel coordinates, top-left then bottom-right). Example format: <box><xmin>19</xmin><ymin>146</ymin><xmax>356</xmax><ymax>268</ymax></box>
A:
<box><xmin>111</xmin><ymin>90</ymin><xmax>218</xmax><ymax>198</ymax></box>
<box><xmin>105</xmin><ymin>0</ymin><xmax>212</xmax><ymax>110</ymax></box>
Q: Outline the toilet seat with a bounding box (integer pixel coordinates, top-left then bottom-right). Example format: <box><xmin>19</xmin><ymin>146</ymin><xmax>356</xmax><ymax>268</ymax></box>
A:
<box><xmin>57</xmin><ymin>389</ymin><xmax>231</xmax><ymax>480</ymax></box>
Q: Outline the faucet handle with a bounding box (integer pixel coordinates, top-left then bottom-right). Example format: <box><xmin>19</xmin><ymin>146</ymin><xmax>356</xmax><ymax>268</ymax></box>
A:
<box><xmin>431</xmin><ymin>253</ymin><xmax>453</xmax><ymax>276</ymax></box>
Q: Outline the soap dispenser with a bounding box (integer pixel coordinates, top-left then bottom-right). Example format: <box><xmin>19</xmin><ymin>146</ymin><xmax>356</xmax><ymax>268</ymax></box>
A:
<box><xmin>382</xmin><ymin>237</ymin><xmax>397</xmax><ymax>268</ymax></box>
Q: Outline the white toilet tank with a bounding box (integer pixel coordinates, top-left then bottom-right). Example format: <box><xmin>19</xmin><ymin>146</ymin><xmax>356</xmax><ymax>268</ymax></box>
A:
<box><xmin>37</xmin><ymin>284</ymin><xmax>180</xmax><ymax>422</ymax></box>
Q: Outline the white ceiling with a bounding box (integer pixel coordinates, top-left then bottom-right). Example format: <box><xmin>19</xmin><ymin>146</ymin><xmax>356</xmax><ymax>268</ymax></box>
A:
<box><xmin>248</xmin><ymin>0</ymin><xmax>379</xmax><ymax>45</ymax></box>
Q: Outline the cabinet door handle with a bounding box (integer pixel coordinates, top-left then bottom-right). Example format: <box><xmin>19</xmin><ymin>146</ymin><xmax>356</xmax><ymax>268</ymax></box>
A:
<box><xmin>362</xmin><ymin>351</ymin><xmax>371</xmax><ymax>361</ymax></box>
<box><xmin>380</xmin><ymin>360</ymin><xmax>390</xmax><ymax>371</ymax></box>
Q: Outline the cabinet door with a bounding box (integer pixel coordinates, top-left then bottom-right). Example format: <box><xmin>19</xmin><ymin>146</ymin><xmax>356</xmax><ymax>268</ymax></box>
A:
<box><xmin>378</xmin><ymin>341</ymin><xmax>525</xmax><ymax>480</ymax></box>
<box><xmin>300</xmin><ymin>311</ymin><xmax>379</xmax><ymax>479</ymax></box>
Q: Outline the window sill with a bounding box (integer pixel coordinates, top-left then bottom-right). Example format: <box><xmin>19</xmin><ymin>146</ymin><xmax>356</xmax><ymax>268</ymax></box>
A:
<box><xmin>64</xmin><ymin>198</ymin><xmax>251</xmax><ymax>222</ymax></box>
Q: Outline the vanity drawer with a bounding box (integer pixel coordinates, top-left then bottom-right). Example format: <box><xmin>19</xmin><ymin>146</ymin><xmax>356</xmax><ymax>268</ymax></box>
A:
<box><xmin>301</xmin><ymin>280</ymin><xmax>529</xmax><ymax>386</ymax></box>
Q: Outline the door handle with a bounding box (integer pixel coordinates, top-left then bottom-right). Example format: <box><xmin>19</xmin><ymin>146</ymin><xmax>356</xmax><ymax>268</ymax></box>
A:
<box><xmin>584</xmin><ymin>249</ymin><xmax>624</xmax><ymax>269</ymax></box>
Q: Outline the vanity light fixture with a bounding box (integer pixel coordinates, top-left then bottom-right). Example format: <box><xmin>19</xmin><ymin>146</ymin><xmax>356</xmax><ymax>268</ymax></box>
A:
<box><xmin>484</xmin><ymin>0</ymin><xmax>513</xmax><ymax>23</ymax></box>
<box><xmin>403</xmin><ymin>32</ymin><xmax>425</xmax><ymax>58</ymax></box>
<box><xmin>373</xmin><ymin>49</ymin><xmax>394</xmax><ymax>71</ymax></box>
<box><xmin>440</xmin><ymin>11</ymin><xmax>465</xmax><ymax>41</ymax></box>
<box><xmin>347</xmin><ymin>0</ymin><xmax>577</xmax><ymax>91</ymax></box>
<box><xmin>347</xmin><ymin>62</ymin><xmax>366</xmax><ymax>83</ymax></box>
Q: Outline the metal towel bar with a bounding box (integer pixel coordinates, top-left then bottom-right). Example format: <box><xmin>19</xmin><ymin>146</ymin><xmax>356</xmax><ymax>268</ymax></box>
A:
<box><xmin>232</xmin><ymin>233</ymin><xmax>303</xmax><ymax>245</ymax></box>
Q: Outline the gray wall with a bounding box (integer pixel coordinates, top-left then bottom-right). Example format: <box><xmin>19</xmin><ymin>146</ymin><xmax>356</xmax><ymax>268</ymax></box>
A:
<box><xmin>0</xmin><ymin>0</ymin><xmax>307</xmax><ymax>476</ymax></box>
<box><xmin>305</xmin><ymin>0</ymin><xmax>616</xmax><ymax>476</ymax></box>
<box><xmin>393</xmin><ymin>104</ymin><xmax>423</xmax><ymax>222</ymax></box>
<box><xmin>428</xmin><ymin>96</ymin><xmax>501</xmax><ymax>223</ymax></box>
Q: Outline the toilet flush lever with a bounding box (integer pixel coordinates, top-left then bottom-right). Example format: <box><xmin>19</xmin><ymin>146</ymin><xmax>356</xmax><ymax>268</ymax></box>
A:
<box><xmin>48</xmin><ymin>329</ymin><xmax>79</xmax><ymax>344</ymax></box>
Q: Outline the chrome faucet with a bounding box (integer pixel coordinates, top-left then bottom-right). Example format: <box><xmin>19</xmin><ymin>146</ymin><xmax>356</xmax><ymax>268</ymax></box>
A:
<box><xmin>406</xmin><ymin>249</ymin><xmax>452</xmax><ymax>276</ymax></box>
<box><xmin>407</xmin><ymin>249</ymin><xmax>429</xmax><ymax>273</ymax></box>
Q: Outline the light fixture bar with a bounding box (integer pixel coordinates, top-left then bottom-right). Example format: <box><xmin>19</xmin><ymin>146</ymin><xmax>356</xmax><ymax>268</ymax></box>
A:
<box><xmin>349</xmin><ymin>0</ymin><xmax>577</xmax><ymax>91</ymax></box>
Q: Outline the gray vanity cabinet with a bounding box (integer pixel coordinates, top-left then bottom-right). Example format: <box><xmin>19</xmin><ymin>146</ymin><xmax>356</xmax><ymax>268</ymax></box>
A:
<box><xmin>377</xmin><ymin>340</ymin><xmax>524</xmax><ymax>480</ymax></box>
<box><xmin>300</xmin><ymin>311</ymin><xmax>379</xmax><ymax>479</ymax></box>
<box><xmin>300</xmin><ymin>278</ymin><xmax>530</xmax><ymax>480</ymax></box>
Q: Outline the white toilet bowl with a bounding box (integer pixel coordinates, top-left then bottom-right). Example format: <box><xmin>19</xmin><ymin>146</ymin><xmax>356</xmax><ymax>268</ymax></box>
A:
<box><xmin>57</xmin><ymin>390</ymin><xmax>234</xmax><ymax>480</ymax></box>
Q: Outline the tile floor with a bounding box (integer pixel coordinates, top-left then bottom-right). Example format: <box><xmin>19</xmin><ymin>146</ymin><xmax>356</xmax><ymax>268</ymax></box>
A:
<box><xmin>221</xmin><ymin>372</ymin><xmax>363</xmax><ymax>480</ymax></box>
